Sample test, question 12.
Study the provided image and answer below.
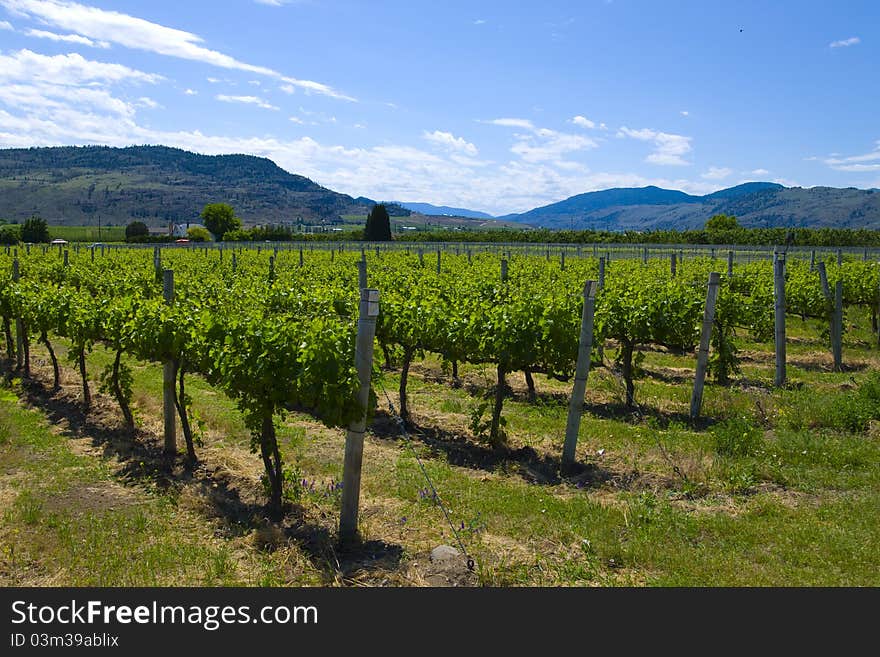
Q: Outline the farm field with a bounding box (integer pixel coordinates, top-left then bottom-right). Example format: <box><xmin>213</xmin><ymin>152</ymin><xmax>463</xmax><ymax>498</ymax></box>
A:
<box><xmin>0</xmin><ymin>246</ymin><xmax>878</xmax><ymax>586</ymax></box>
<box><xmin>48</xmin><ymin>225</ymin><xmax>126</xmax><ymax>243</ymax></box>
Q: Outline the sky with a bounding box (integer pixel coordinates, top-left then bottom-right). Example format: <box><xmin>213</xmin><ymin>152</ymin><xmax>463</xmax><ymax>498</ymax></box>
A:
<box><xmin>0</xmin><ymin>0</ymin><xmax>878</xmax><ymax>216</ymax></box>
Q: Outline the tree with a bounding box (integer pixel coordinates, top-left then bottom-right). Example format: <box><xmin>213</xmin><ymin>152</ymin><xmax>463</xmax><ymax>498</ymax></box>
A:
<box><xmin>200</xmin><ymin>203</ymin><xmax>241</xmax><ymax>241</ymax></box>
<box><xmin>705</xmin><ymin>214</ymin><xmax>739</xmax><ymax>231</ymax></box>
<box><xmin>0</xmin><ymin>224</ymin><xmax>20</xmax><ymax>245</ymax></box>
<box><xmin>187</xmin><ymin>226</ymin><xmax>212</xmax><ymax>242</ymax></box>
<box><xmin>21</xmin><ymin>216</ymin><xmax>49</xmax><ymax>243</ymax></box>
<box><xmin>364</xmin><ymin>204</ymin><xmax>392</xmax><ymax>241</ymax></box>
<box><xmin>125</xmin><ymin>221</ymin><xmax>149</xmax><ymax>241</ymax></box>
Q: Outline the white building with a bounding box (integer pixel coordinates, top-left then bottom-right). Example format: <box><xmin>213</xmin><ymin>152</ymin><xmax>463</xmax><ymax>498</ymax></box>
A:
<box><xmin>172</xmin><ymin>222</ymin><xmax>206</xmax><ymax>237</ymax></box>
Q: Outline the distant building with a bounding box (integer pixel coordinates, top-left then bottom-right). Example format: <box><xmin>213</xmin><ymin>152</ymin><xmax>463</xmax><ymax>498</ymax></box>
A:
<box><xmin>172</xmin><ymin>221</ymin><xmax>205</xmax><ymax>237</ymax></box>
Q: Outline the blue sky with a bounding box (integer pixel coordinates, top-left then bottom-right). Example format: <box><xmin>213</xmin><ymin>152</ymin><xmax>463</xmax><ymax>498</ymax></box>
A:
<box><xmin>0</xmin><ymin>0</ymin><xmax>877</xmax><ymax>215</ymax></box>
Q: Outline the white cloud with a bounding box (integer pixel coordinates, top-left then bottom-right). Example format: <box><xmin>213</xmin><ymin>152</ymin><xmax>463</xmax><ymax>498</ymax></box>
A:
<box><xmin>829</xmin><ymin>36</ymin><xmax>860</xmax><ymax>48</ymax></box>
<box><xmin>828</xmin><ymin>163</ymin><xmax>880</xmax><ymax>172</ymax></box>
<box><xmin>255</xmin><ymin>0</ymin><xmax>285</xmax><ymax>5</ymax></box>
<box><xmin>486</xmin><ymin>117</ymin><xmax>535</xmax><ymax>130</ymax></box>
<box><xmin>750</xmin><ymin>168</ymin><xmax>770</xmax><ymax>176</ymax></box>
<box><xmin>0</xmin><ymin>19</ymin><xmax>13</xmax><ymax>29</ymax></box>
<box><xmin>25</xmin><ymin>28</ymin><xmax>109</xmax><ymax>47</ymax></box>
<box><xmin>0</xmin><ymin>49</ymin><xmax>161</xmax><ymax>85</ymax></box>
<box><xmin>701</xmin><ymin>166</ymin><xmax>733</xmax><ymax>180</ymax></box>
<box><xmin>288</xmin><ymin>116</ymin><xmax>305</xmax><ymax>125</ymax></box>
<box><xmin>136</xmin><ymin>96</ymin><xmax>160</xmax><ymax>109</ymax></box>
<box><xmin>680</xmin><ymin>110</ymin><xmax>689</xmax><ymax>117</ymax></box>
<box><xmin>184</xmin><ymin>88</ymin><xmax>197</xmax><ymax>95</ymax></box>
<box><xmin>486</xmin><ymin>117</ymin><xmax>597</xmax><ymax>164</ymax></box>
<box><xmin>473</xmin><ymin>19</ymin><xmax>486</xmax><ymax>25</ymax></box>
<box><xmin>510</xmin><ymin>129</ymin><xmax>596</xmax><ymax>163</ymax></box>
<box><xmin>215</xmin><ymin>94</ymin><xmax>279</xmax><ymax>110</ymax></box>
<box><xmin>824</xmin><ymin>141</ymin><xmax>880</xmax><ymax>172</ymax></box>
<box><xmin>423</xmin><ymin>130</ymin><xmax>478</xmax><ymax>156</ymax></box>
<box><xmin>617</xmin><ymin>126</ymin><xmax>692</xmax><ymax>166</ymax></box>
<box><xmin>280</xmin><ymin>85</ymin><xmax>295</xmax><ymax>94</ymax></box>
<box><xmin>571</xmin><ymin>115</ymin><xmax>596</xmax><ymax>129</ymax></box>
<box><xmin>0</xmin><ymin>0</ymin><xmax>353</xmax><ymax>100</ymax></box>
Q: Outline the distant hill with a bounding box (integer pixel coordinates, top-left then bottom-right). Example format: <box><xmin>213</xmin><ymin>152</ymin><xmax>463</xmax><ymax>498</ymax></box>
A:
<box><xmin>397</xmin><ymin>202</ymin><xmax>494</xmax><ymax>219</ymax></box>
<box><xmin>0</xmin><ymin>145</ymin><xmax>372</xmax><ymax>226</ymax></box>
<box><xmin>502</xmin><ymin>182</ymin><xmax>880</xmax><ymax>230</ymax></box>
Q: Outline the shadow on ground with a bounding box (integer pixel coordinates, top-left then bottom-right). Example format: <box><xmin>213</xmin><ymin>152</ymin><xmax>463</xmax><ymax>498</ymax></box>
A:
<box><xmin>5</xmin><ymin>362</ymin><xmax>405</xmax><ymax>585</ymax></box>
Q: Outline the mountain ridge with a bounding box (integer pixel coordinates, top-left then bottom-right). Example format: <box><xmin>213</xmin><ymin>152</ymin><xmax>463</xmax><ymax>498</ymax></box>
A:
<box><xmin>500</xmin><ymin>182</ymin><xmax>880</xmax><ymax>230</ymax></box>
<box><xmin>1</xmin><ymin>145</ymin><xmax>879</xmax><ymax>230</ymax></box>
<box><xmin>0</xmin><ymin>145</ymin><xmax>372</xmax><ymax>226</ymax></box>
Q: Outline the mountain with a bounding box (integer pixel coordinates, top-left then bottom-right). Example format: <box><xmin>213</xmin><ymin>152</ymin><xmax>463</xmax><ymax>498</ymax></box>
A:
<box><xmin>502</xmin><ymin>182</ymin><xmax>880</xmax><ymax>230</ymax></box>
<box><xmin>396</xmin><ymin>202</ymin><xmax>494</xmax><ymax>219</ymax></box>
<box><xmin>0</xmin><ymin>145</ymin><xmax>372</xmax><ymax>226</ymax></box>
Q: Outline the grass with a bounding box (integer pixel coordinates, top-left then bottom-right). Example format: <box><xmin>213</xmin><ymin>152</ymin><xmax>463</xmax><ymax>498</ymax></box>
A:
<box><xmin>1</xmin><ymin>305</ymin><xmax>879</xmax><ymax>586</ymax></box>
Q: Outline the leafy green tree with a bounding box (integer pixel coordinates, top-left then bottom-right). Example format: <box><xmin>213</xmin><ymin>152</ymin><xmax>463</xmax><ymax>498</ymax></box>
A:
<box><xmin>125</xmin><ymin>221</ymin><xmax>149</xmax><ymax>241</ymax></box>
<box><xmin>705</xmin><ymin>214</ymin><xmax>739</xmax><ymax>231</ymax></box>
<box><xmin>0</xmin><ymin>224</ymin><xmax>20</xmax><ymax>245</ymax></box>
<box><xmin>21</xmin><ymin>216</ymin><xmax>49</xmax><ymax>243</ymax></box>
<box><xmin>187</xmin><ymin>226</ymin><xmax>212</xmax><ymax>242</ymax></box>
<box><xmin>222</xmin><ymin>228</ymin><xmax>254</xmax><ymax>242</ymax></box>
<box><xmin>364</xmin><ymin>204</ymin><xmax>392</xmax><ymax>241</ymax></box>
<box><xmin>200</xmin><ymin>203</ymin><xmax>241</xmax><ymax>241</ymax></box>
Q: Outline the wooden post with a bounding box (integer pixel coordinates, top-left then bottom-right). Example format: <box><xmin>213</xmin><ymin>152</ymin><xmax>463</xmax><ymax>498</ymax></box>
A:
<box><xmin>833</xmin><ymin>280</ymin><xmax>843</xmax><ymax>371</ymax></box>
<box><xmin>690</xmin><ymin>272</ymin><xmax>721</xmax><ymax>419</ymax></box>
<box><xmin>418</xmin><ymin>249</ymin><xmax>424</xmax><ymax>267</ymax></box>
<box><xmin>501</xmin><ymin>258</ymin><xmax>508</xmax><ymax>282</ymax></box>
<box><xmin>598</xmin><ymin>256</ymin><xmax>606</xmax><ymax>289</ymax></box>
<box><xmin>25</xmin><ymin>244</ymin><xmax>30</xmax><ymax>256</ymax></box>
<box><xmin>670</xmin><ymin>252</ymin><xmax>677</xmax><ymax>277</ymax></box>
<box><xmin>436</xmin><ymin>249</ymin><xmax>441</xmax><ymax>274</ymax></box>
<box><xmin>560</xmin><ymin>250</ymin><xmax>565</xmax><ymax>271</ymax></box>
<box><xmin>563</xmin><ymin>280</ymin><xmax>599</xmax><ymax>465</ymax></box>
<box><xmin>162</xmin><ymin>269</ymin><xmax>176</xmax><ymax>455</ymax></box>
<box><xmin>467</xmin><ymin>249</ymin><xmax>472</xmax><ymax>265</ymax></box>
<box><xmin>12</xmin><ymin>259</ymin><xmax>23</xmax><ymax>370</ymax></box>
<box><xmin>358</xmin><ymin>255</ymin><xmax>367</xmax><ymax>289</ymax></box>
<box><xmin>837</xmin><ymin>249</ymin><xmax>843</xmax><ymax>267</ymax></box>
<box><xmin>810</xmin><ymin>250</ymin><xmax>816</xmax><ymax>271</ymax></box>
<box><xmin>642</xmin><ymin>247</ymin><xmax>647</xmax><ymax>264</ymax></box>
<box><xmin>269</xmin><ymin>256</ymin><xmax>275</xmax><ymax>283</ymax></box>
<box><xmin>375</xmin><ymin>245</ymin><xmax>380</xmax><ymax>258</ymax></box>
<box><xmin>63</xmin><ymin>250</ymin><xmax>69</xmax><ymax>267</ymax></box>
<box><xmin>232</xmin><ymin>253</ymin><xmax>237</xmax><ymax>272</ymax></box>
<box><xmin>299</xmin><ymin>247</ymin><xmax>304</xmax><ymax>266</ymax></box>
<box><xmin>727</xmin><ymin>250</ymin><xmax>734</xmax><ymax>277</ymax></box>
<box><xmin>339</xmin><ymin>288</ymin><xmax>380</xmax><ymax>544</ymax></box>
<box><xmin>774</xmin><ymin>252</ymin><xmax>786</xmax><ymax>387</ymax></box>
<box><xmin>817</xmin><ymin>262</ymin><xmax>842</xmax><ymax>371</ymax></box>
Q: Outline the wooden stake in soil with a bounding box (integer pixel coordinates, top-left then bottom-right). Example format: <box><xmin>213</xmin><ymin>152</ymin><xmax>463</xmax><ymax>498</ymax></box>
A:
<box><xmin>563</xmin><ymin>280</ymin><xmax>598</xmax><ymax>465</ymax></box>
<box><xmin>833</xmin><ymin>280</ymin><xmax>843</xmax><ymax>371</ymax></box>
<box><xmin>339</xmin><ymin>288</ymin><xmax>380</xmax><ymax>544</ymax></box>
<box><xmin>816</xmin><ymin>262</ymin><xmax>843</xmax><ymax>372</ymax></box>
<box><xmin>774</xmin><ymin>252</ymin><xmax>787</xmax><ymax>387</ymax></box>
<box><xmin>358</xmin><ymin>255</ymin><xmax>367</xmax><ymax>289</ymax></box>
<box><xmin>12</xmin><ymin>259</ymin><xmax>23</xmax><ymax>370</ymax></box>
<box><xmin>727</xmin><ymin>250</ymin><xmax>734</xmax><ymax>277</ymax></box>
<box><xmin>162</xmin><ymin>269</ymin><xmax>176</xmax><ymax>455</ymax></box>
<box><xmin>690</xmin><ymin>272</ymin><xmax>720</xmax><ymax>419</ymax></box>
